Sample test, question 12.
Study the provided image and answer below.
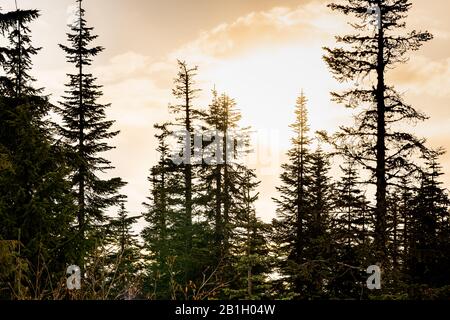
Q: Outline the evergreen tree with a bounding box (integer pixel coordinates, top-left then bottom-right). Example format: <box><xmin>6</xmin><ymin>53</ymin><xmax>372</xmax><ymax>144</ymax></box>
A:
<box><xmin>273</xmin><ymin>93</ymin><xmax>336</xmax><ymax>299</ymax></box>
<box><xmin>330</xmin><ymin>161</ymin><xmax>370</xmax><ymax>299</ymax></box>
<box><xmin>406</xmin><ymin>149</ymin><xmax>450</xmax><ymax>298</ymax></box>
<box><xmin>199</xmin><ymin>90</ymin><xmax>259</xmax><ymax>298</ymax></box>
<box><xmin>168</xmin><ymin>60</ymin><xmax>203</xmax><ymax>284</ymax></box>
<box><xmin>323</xmin><ymin>0</ymin><xmax>433</xmax><ymax>264</ymax></box>
<box><xmin>302</xmin><ymin>146</ymin><xmax>334</xmax><ymax>298</ymax></box>
<box><xmin>57</xmin><ymin>0</ymin><xmax>125</xmax><ymax>268</ymax></box>
<box><xmin>383</xmin><ymin>176</ymin><xmax>415</xmax><ymax>294</ymax></box>
<box><xmin>334</xmin><ymin>161</ymin><xmax>369</xmax><ymax>250</ymax></box>
<box><xmin>142</xmin><ymin>124</ymin><xmax>184</xmax><ymax>299</ymax></box>
<box><xmin>106</xmin><ymin>203</ymin><xmax>142</xmax><ymax>299</ymax></box>
<box><xmin>0</xmin><ymin>8</ymin><xmax>39</xmax><ymax>95</ymax></box>
<box><xmin>144</xmin><ymin>63</ymin><xmax>216</xmax><ymax>300</ymax></box>
<box><xmin>228</xmin><ymin>169</ymin><xmax>271</xmax><ymax>300</ymax></box>
<box><xmin>201</xmin><ymin>90</ymin><xmax>248</xmax><ymax>262</ymax></box>
<box><xmin>396</xmin><ymin>176</ymin><xmax>414</xmax><ymax>275</ymax></box>
<box><xmin>272</xmin><ymin>91</ymin><xmax>312</xmax><ymax>298</ymax></box>
<box><xmin>0</xmin><ymin>7</ymin><xmax>75</xmax><ymax>299</ymax></box>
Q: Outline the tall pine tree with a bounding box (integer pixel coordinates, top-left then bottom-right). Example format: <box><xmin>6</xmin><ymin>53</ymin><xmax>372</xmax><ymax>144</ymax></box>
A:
<box><xmin>168</xmin><ymin>60</ymin><xmax>203</xmax><ymax>285</ymax></box>
<box><xmin>58</xmin><ymin>0</ymin><xmax>125</xmax><ymax>268</ymax></box>
<box><xmin>0</xmin><ymin>7</ymin><xmax>75</xmax><ymax>299</ymax></box>
<box><xmin>200</xmin><ymin>90</ymin><xmax>262</xmax><ymax>298</ymax></box>
<box><xmin>142</xmin><ymin>124</ymin><xmax>184</xmax><ymax>299</ymax></box>
<box><xmin>323</xmin><ymin>0</ymin><xmax>433</xmax><ymax>264</ymax></box>
<box><xmin>272</xmin><ymin>91</ymin><xmax>312</xmax><ymax>298</ymax></box>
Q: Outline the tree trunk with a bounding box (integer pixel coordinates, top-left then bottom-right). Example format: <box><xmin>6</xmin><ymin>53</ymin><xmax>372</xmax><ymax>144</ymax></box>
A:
<box><xmin>375</xmin><ymin>7</ymin><xmax>387</xmax><ymax>263</ymax></box>
<box><xmin>77</xmin><ymin>1</ymin><xmax>86</xmax><ymax>269</ymax></box>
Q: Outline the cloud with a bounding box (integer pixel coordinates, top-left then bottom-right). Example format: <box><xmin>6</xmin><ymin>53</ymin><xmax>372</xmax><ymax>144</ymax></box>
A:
<box><xmin>83</xmin><ymin>52</ymin><xmax>173</xmax><ymax>129</ymax></box>
<box><xmin>390</xmin><ymin>55</ymin><xmax>450</xmax><ymax>97</ymax></box>
<box><xmin>95</xmin><ymin>51</ymin><xmax>151</xmax><ymax>84</ymax></box>
<box><xmin>169</xmin><ymin>2</ymin><xmax>346</xmax><ymax>64</ymax></box>
<box><xmin>103</xmin><ymin>78</ymin><xmax>169</xmax><ymax>126</ymax></box>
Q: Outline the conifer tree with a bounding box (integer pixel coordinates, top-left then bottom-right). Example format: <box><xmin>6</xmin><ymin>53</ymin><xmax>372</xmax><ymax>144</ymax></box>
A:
<box><xmin>168</xmin><ymin>60</ymin><xmax>203</xmax><ymax>283</ymax></box>
<box><xmin>58</xmin><ymin>0</ymin><xmax>125</xmax><ymax>267</ymax></box>
<box><xmin>228</xmin><ymin>169</ymin><xmax>271</xmax><ymax>300</ymax></box>
<box><xmin>272</xmin><ymin>91</ymin><xmax>312</xmax><ymax>297</ymax></box>
<box><xmin>0</xmin><ymin>7</ymin><xmax>75</xmax><ymax>299</ymax></box>
<box><xmin>406</xmin><ymin>150</ymin><xmax>450</xmax><ymax>297</ymax></box>
<box><xmin>142</xmin><ymin>124</ymin><xmax>183</xmax><ymax>299</ymax></box>
<box><xmin>302</xmin><ymin>146</ymin><xmax>334</xmax><ymax>298</ymax></box>
<box><xmin>199</xmin><ymin>90</ymin><xmax>258</xmax><ymax>297</ymax></box>
<box><xmin>0</xmin><ymin>8</ymin><xmax>39</xmax><ymax>95</ymax></box>
<box><xmin>334</xmin><ymin>161</ymin><xmax>369</xmax><ymax>249</ymax></box>
<box><xmin>395</xmin><ymin>176</ymin><xmax>414</xmax><ymax>274</ymax></box>
<box><xmin>106</xmin><ymin>203</ymin><xmax>142</xmax><ymax>299</ymax></box>
<box><xmin>330</xmin><ymin>161</ymin><xmax>370</xmax><ymax>298</ymax></box>
<box><xmin>201</xmin><ymin>90</ymin><xmax>248</xmax><ymax>261</ymax></box>
<box><xmin>323</xmin><ymin>0</ymin><xmax>433</xmax><ymax>263</ymax></box>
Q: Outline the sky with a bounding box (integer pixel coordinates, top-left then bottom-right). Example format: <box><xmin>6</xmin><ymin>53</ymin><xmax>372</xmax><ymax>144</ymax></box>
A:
<box><xmin>1</xmin><ymin>0</ymin><xmax>449</xmax><ymax>227</ymax></box>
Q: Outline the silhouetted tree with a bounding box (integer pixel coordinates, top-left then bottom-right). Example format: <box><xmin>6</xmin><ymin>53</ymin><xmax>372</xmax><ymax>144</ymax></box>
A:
<box><xmin>0</xmin><ymin>7</ymin><xmax>75</xmax><ymax>299</ymax></box>
<box><xmin>58</xmin><ymin>0</ymin><xmax>125</xmax><ymax>268</ymax></box>
<box><xmin>330</xmin><ymin>161</ymin><xmax>370</xmax><ymax>299</ymax></box>
<box><xmin>228</xmin><ymin>170</ymin><xmax>271</xmax><ymax>300</ymax></box>
<box><xmin>200</xmin><ymin>90</ymin><xmax>250</xmax><ymax>264</ymax></box>
<box><xmin>272</xmin><ymin>91</ymin><xmax>312</xmax><ymax>298</ymax></box>
<box><xmin>406</xmin><ymin>149</ymin><xmax>450</xmax><ymax>297</ymax></box>
<box><xmin>142</xmin><ymin>124</ymin><xmax>184</xmax><ymax>299</ymax></box>
<box><xmin>323</xmin><ymin>0</ymin><xmax>433</xmax><ymax>264</ymax></box>
<box><xmin>106</xmin><ymin>203</ymin><xmax>142</xmax><ymax>299</ymax></box>
<box><xmin>168</xmin><ymin>60</ymin><xmax>203</xmax><ymax>283</ymax></box>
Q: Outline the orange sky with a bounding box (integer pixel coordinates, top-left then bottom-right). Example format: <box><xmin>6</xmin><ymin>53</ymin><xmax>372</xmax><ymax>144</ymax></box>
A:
<box><xmin>1</xmin><ymin>0</ymin><xmax>449</xmax><ymax>225</ymax></box>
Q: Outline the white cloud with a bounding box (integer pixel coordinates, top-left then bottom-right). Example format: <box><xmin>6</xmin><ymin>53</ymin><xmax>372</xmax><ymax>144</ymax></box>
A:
<box><xmin>95</xmin><ymin>51</ymin><xmax>151</xmax><ymax>83</ymax></box>
<box><xmin>391</xmin><ymin>55</ymin><xmax>450</xmax><ymax>97</ymax></box>
<box><xmin>169</xmin><ymin>2</ymin><xmax>347</xmax><ymax>65</ymax></box>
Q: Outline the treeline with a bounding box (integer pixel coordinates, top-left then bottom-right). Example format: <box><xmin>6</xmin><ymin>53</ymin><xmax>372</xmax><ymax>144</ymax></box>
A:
<box><xmin>1</xmin><ymin>0</ymin><xmax>450</xmax><ymax>300</ymax></box>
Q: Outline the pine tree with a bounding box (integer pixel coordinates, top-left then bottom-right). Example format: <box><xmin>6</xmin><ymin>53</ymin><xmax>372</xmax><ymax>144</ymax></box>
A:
<box><xmin>383</xmin><ymin>176</ymin><xmax>415</xmax><ymax>294</ymax></box>
<box><xmin>201</xmin><ymin>90</ymin><xmax>248</xmax><ymax>261</ymax></box>
<box><xmin>228</xmin><ymin>169</ymin><xmax>271</xmax><ymax>300</ymax></box>
<box><xmin>406</xmin><ymin>149</ymin><xmax>450</xmax><ymax>298</ymax></box>
<box><xmin>395</xmin><ymin>176</ymin><xmax>414</xmax><ymax>275</ymax></box>
<box><xmin>198</xmin><ymin>89</ymin><xmax>260</xmax><ymax>298</ymax></box>
<box><xmin>334</xmin><ymin>161</ymin><xmax>369</xmax><ymax>249</ymax></box>
<box><xmin>302</xmin><ymin>146</ymin><xmax>334</xmax><ymax>298</ymax></box>
<box><xmin>272</xmin><ymin>91</ymin><xmax>312</xmax><ymax>298</ymax></box>
<box><xmin>142</xmin><ymin>124</ymin><xmax>184</xmax><ymax>299</ymax></box>
<box><xmin>58</xmin><ymin>0</ymin><xmax>125</xmax><ymax>268</ymax></box>
<box><xmin>0</xmin><ymin>7</ymin><xmax>75</xmax><ymax>299</ymax></box>
<box><xmin>144</xmin><ymin>63</ymin><xmax>221</xmax><ymax>300</ymax></box>
<box><xmin>323</xmin><ymin>0</ymin><xmax>433</xmax><ymax>264</ymax></box>
<box><xmin>168</xmin><ymin>60</ymin><xmax>203</xmax><ymax>283</ymax></box>
<box><xmin>0</xmin><ymin>8</ymin><xmax>39</xmax><ymax>95</ymax></box>
<box><xmin>330</xmin><ymin>161</ymin><xmax>370</xmax><ymax>299</ymax></box>
<box><xmin>106</xmin><ymin>203</ymin><xmax>142</xmax><ymax>299</ymax></box>
<box><xmin>0</xmin><ymin>7</ymin><xmax>31</xmax><ymax>31</ymax></box>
